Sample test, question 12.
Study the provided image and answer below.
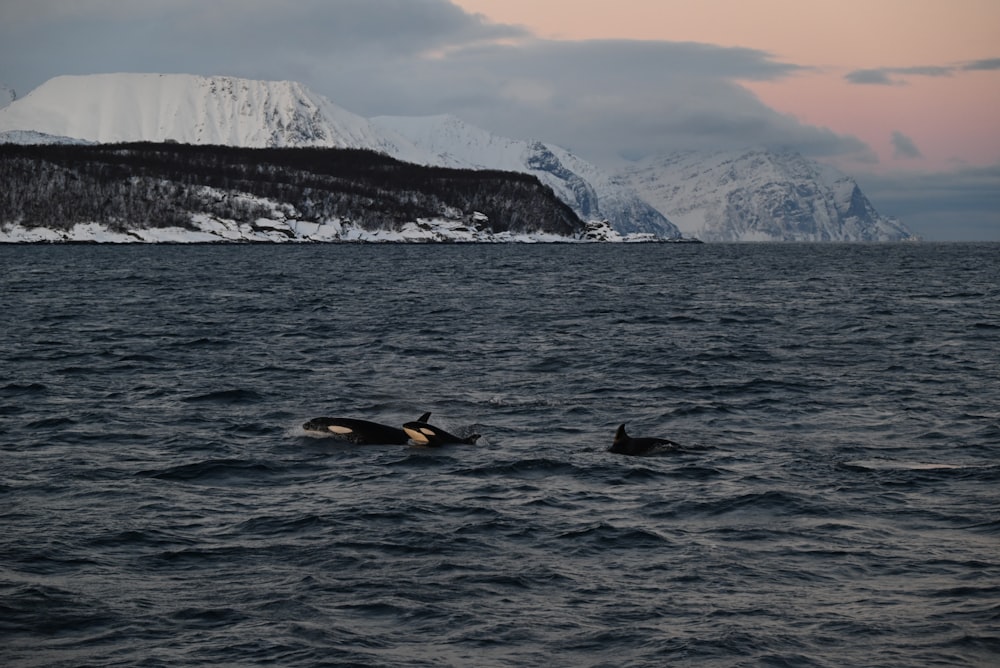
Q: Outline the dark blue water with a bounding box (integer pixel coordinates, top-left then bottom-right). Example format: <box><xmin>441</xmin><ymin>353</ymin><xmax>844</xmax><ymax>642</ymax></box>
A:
<box><xmin>2</xmin><ymin>243</ymin><xmax>998</xmax><ymax>667</ymax></box>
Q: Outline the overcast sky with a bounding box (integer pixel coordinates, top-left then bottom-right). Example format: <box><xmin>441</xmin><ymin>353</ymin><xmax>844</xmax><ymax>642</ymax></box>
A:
<box><xmin>1</xmin><ymin>0</ymin><xmax>997</xmax><ymax>240</ymax></box>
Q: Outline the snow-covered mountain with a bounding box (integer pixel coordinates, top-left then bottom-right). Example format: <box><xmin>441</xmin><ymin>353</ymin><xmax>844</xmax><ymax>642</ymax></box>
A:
<box><xmin>619</xmin><ymin>150</ymin><xmax>916</xmax><ymax>242</ymax></box>
<box><xmin>372</xmin><ymin>115</ymin><xmax>679</xmax><ymax>237</ymax></box>
<box><xmin>0</xmin><ymin>73</ymin><xmax>427</xmax><ymax>161</ymax></box>
<box><xmin>0</xmin><ymin>73</ymin><xmax>678</xmax><ymax>237</ymax></box>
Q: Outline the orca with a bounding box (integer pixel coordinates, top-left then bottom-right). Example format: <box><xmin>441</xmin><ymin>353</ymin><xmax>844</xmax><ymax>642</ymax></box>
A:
<box><xmin>303</xmin><ymin>412</ymin><xmax>431</xmax><ymax>445</ymax></box>
<box><xmin>609</xmin><ymin>424</ymin><xmax>681</xmax><ymax>456</ymax></box>
<box><xmin>402</xmin><ymin>418</ymin><xmax>480</xmax><ymax>447</ymax></box>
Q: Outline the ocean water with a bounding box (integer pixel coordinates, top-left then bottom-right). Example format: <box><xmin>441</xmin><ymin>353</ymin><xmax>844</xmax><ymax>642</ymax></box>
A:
<box><xmin>1</xmin><ymin>242</ymin><xmax>998</xmax><ymax>667</ymax></box>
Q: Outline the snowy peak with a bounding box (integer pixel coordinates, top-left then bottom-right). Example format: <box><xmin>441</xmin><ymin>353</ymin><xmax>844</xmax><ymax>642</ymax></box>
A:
<box><xmin>0</xmin><ymin>73</ymin><xmax>422</xmax><ymax>159</ymax></box>
<box><xmin>620</xmin><ymin>149</ymin><xmax>915</xmax><ymax>242</ymax></box>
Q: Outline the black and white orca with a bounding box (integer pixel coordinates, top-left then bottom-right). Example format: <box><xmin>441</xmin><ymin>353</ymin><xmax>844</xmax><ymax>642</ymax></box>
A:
<box><xmin>402</xmin><ymin>418</ymin><xmax>480</xmax><ymax>447</ymax></box>
<box><xmin>609</xmin><ymin>424</ymin><xmax>681</xmax><ymax>456</ymax></box>
<box><xmin>303</xmin><ymin>412</ymin><xmax>431</xmax><ymax>444</ymax></box>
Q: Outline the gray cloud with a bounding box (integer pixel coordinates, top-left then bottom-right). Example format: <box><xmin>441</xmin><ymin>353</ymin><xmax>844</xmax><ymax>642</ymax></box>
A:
<box><xmin>896</xmin><ymin>66</ymin><xmax>955</xmax><ymax>77</ymax></box>
<box><xmin>315</xmin><ymin>36</ymin><xmax>870</xmax><ymax>164</ymax></box>
<box><xmin>963</xmin><ymin>57</ymin><xmax>1000</xmax><ymax>71</ymax></box>
<box><xmin>856</xmin><ymin>164</ymin><xmax>1000</xmax><ymax>241</ymax></box>
<box><xmin>846</xmin><ymin>59</ymin><xmax>1000</xmax><ymax>85</ymax></box>
<box><xmin>0</xmin><ymin>0</ymin><xmax>872</xmax><ymax>166</ymax></box>
<box><xmin>0</xmin><ymin>0</ymin><xmax>527</xmax><ymax>91</ymax></box>
<box><xmin>845</xmin><ymin>66</ymin><xmax>952</xmax><ymax>85</ymax></box>
<box><xmin>844</xmin><ymin>69</ymin><xmax>900</xmax><ymax>85</ymax></box>
<box><xmin>891</xmin><ymin>131</ymin><xmax>923</xmax><ymax>160</ymax></box>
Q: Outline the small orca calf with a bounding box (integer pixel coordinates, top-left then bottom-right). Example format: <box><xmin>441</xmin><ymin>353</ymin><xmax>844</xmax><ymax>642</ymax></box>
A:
<box><xmin>303</xmin><ymin>412</ymin><xmax>431</xmax><ymax>445</ymax></box>
<box><xmin>402</xmin><ymin>418</ymin><xmax>480</xmax><ymax>447</ymax></box>
<box><xmin>609</xmin><ymin>424</ymin><xmax>681</xmax><ymax>456</ymax></box>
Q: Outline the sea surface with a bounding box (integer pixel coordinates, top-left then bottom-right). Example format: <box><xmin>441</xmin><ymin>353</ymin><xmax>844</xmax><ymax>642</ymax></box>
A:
<box><xmin>1</xmin><ymin>242</ymin><xmax>998</xmax><ymax>667</ymax></box>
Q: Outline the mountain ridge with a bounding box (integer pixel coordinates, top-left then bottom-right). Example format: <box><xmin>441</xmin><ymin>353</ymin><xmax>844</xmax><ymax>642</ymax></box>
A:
<box><xmin>0</xmin><ymin>73</ymin><xmax>676</xmax><ymax>237</ymax></box>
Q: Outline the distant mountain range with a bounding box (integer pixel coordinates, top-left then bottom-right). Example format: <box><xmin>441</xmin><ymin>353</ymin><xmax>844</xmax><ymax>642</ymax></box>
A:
<box><xmin>0</xmin><ymin>73</ymin><xmax>916</xmax><ymax>242</ymax></box>
<box><xmin>0</xmin><ymin>74</ymin><xmax>677</xmax><ymax>239</ymax></box>
<box><xmin>620</xmin><ymin>150</ymin><xmax>916</xmax><ymax>242</ymax></box>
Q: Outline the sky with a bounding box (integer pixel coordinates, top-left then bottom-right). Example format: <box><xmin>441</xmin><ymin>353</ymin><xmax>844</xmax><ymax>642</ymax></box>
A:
<box><xmin>0</xmin><ymin>0</ymin><xmax>997</xmax><ymax>240</ymax></box>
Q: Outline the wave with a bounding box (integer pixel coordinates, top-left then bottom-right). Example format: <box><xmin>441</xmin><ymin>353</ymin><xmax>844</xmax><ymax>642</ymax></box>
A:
<box><xmin>0</xmin><ymin>381</ymin><xmax>49</xmax><ymax>395</ymax></box>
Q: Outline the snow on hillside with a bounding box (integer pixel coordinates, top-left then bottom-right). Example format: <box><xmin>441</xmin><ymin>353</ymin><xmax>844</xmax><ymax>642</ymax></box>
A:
<box><xmin>620</xmin><ymin>149</ymin><xmax>915</xmax><ymax>242</ymax></box>
<box><xmin>371</xmin><ymin>114</ymin><xmax>527</xmax><ymax>171</ymax></box>
<box><xmin>0</xmin><ymin>130</ymin><xmax>92</xmax><ymax>145</ymax></box>
<box><xmin>373</xmin><ymin>114</ymin><xmax>681</xmax><ymax>237</ymax></box>
<box><xmin>0</xmin><ymin>218</ymin><xmax>681</xmax><ymax>244</ymax></box>
<box><xmin>0</xmin><ymin>217</ymin><xmax>579</xmax><ymax>244</ymax></box>
<box><xmin>0</xmin><ymin>187</ymin><xmax>634</xmax><ymax>246</ymax></box>
<box><xmin>0</xmin><ymin>73</ymin><xmax>426</xmax><ymax>162</ymax></box>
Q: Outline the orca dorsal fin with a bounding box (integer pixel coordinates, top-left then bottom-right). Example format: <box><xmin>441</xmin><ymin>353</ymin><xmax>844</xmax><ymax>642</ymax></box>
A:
<box><xmin>416</xmin><ymin>412</ymin><xmax>431</xmax><ymax>423</ymax></box>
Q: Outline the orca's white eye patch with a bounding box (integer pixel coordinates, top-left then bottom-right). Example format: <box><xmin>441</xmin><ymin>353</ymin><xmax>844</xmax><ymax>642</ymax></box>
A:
<box><xmin>328</xmin><ymin>425</ymin><xmax>353</xmax><ymax>434</ymax></box>
<box><xmin>404</xmin><ymin>427</ymin><xmax>430</xmax><ymax>443</ymax></box>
